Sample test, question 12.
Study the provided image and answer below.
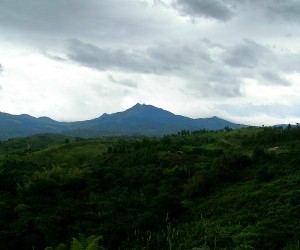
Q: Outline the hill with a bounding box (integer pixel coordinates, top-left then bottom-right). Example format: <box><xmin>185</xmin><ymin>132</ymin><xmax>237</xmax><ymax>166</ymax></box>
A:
<box><xmin>1</xmin><ymin>126</ymin><xmax>300</xmax><ymax>249</ymax></box>
<box><xmin>0</xmin><ymin>104</ymin><xmax>244</xmax><ymax>140</ymax></box>
<box><xmin>0</xmin><ymin>112</ymin><xmax>68</xmax><ymax>139</ymax></box>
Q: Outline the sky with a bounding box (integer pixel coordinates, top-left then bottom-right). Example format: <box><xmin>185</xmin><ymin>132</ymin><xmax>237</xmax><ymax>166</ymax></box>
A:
<box><xmin>0</xmin><ymin>0</ymin><xmax>300</xmax><ymax>125</ymax></box>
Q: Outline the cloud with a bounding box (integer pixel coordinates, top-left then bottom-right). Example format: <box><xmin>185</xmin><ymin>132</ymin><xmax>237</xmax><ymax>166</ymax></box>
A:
<box><xmin>263</xmin><ymin>0</ymin><xmax>300</xmax><ymax>23</ymax></box>
<box><xmin>232</xmin><ymin>0</ymin><xmax>300</xmax><ymax>24</ymax></box>
<box><xmin>0</xmin><ymin>0</ymin><xmax>299</xmax><ymax>125</ymax></box>
<box><xmin>43</xmin><ymin>52</ymin><xmax>67</xmax><ymax>62</ymax></box>
<box><xmin>220</xmin><ymin>40</ymin><xmax>296</xmax><ymax>87</ymax></box>
<box><xmin>221</xmin><ymin>40</ymin><xmax>299</xmax><ymax>86</ymax></box>
<box><xmin>169</xmin><ymin>0</ymin><xmax>300</xmax><ymax>26</ymax></box>
<box><xmin>222</xmin><ymin>40</ymin><xmax>269</xmax><ymax>68</ymax></box>
<box><xmin>0</xmin><ymin>1</ymin><xmax>114</xmax><ymax>32</ymax></box>
<box><xmin>195</xmin><ymin>68</ymin><xmax>244</xmax><ymax>98</ymax></box>
<box><xmin>67</xmin><ymin>39</ymin><xmax>244</xmax><ymax>98</ymax></box>
<box><xmin>220</xmin><ymin>102</ymin><xmax>300</xmax><ymax>118</ymax></box>
<box><xmin>277</xmin><ymin>52</ymin><xmax>300</xmax><ymax>73</ymax></box>
<box><xmin>0</xmin><ymin>0</ymin><xmax>174</xmax><ymax>47</ymax></box>
<box><xmin>172</xmin><ymin>0</ymin><xmax>234</xmax><ymax>21</ymax></box>
<box><xmin>67</xmin><ymin>39</ymin><xmax>212</xmax><ymax>74</ymax></box>
<box><xmin>260</xmin><ymin>71</ymin><xmax>291</xmax><ymax>86</ymax></box>
<box><xmin>67</xmin><ymin>39</ymin><xmax>157</xmax><ymax>73</ymax></box>
<box><xmin>108</xmin><ymin>75</ymin><xmax>137</xmax><ymax>88</ymax></box>
<box><xmin>205</xmin><ymin>82</ymin><xmax>243</xmax><ymax>97</ymax></box>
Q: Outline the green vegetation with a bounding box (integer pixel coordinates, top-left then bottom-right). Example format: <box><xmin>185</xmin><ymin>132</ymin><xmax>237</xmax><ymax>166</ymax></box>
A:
<box><xmin>1</xmin><ymin>127</ymin><xmax>300</xmax><ymax>249</ymax></box>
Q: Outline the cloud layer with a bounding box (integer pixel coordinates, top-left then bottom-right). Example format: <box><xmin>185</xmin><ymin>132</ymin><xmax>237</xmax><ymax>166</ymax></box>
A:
<box><xmin>0</xmin><ymin>0</ymin><xmax>299</xmax><ymax>125</ymax></box>
<box><xmin>172</xmin><ymin>0</ymin><xmax>234</xmax><ymax>21</ymax></box>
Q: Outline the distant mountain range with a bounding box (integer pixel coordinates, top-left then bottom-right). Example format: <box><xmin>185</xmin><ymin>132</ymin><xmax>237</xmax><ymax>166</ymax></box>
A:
<box><xmin>0</xmin><ymin>103</ymin><xmax>245</xmax><ymax>140</ymax></box>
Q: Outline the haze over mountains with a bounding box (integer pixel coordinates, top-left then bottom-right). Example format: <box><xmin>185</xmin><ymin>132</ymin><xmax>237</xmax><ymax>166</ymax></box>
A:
<box><xmin>0</xmin><ymin>103</ymin><xmax>244</xmax><ymax>140</ymax></box>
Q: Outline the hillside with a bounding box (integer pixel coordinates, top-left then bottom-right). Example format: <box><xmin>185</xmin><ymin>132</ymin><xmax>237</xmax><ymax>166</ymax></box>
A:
<box><xmin>0</xmin><ymin>104</ymin><xmax>244</xmax><ymax>140</ymax></box>
<box><xmin>0</xmin><ymin>126</ymin><xmax>300</xmax><ymax>249</ymax></box>
<box><xmin>0</xmin><ymin>112</ymin><xmax>68</xmax><ymax>139</ymax></box>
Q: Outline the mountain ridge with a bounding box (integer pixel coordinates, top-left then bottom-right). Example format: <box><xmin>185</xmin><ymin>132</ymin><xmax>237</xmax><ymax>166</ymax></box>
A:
<box><xmin>0</xmin><ymin>104</ymin><xmax>245</xmax><ymax>140</ymax></box>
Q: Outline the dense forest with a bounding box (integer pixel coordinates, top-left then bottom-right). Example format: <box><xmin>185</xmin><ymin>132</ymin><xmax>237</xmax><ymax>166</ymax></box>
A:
<box><xmin>1</xmin><ymin>126</ymin><xmax>300</xmax><ymax>249</ymax></box>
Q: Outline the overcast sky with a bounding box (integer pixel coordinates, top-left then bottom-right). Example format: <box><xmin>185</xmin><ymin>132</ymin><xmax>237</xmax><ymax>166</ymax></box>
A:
<box><xmin>0</xmin><ymin>0</ymin><xmax>300</xmax><ymax>125</ymax></box>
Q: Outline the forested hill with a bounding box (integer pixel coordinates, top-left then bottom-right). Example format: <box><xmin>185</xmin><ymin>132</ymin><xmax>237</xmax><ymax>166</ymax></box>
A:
<box><xmin>1</xmin><ymin>126</ymin><xmax>300</xmax><ymax>249</ymax></box>
<box><xmin>0</xmin><ymin>112</ymin><xmax>67</xmax><ymax>139</ymax></box>
<box><xmin>0</xmin><ymin>104</ymin><xmax>244</xmax><ymax>139</ymax></box>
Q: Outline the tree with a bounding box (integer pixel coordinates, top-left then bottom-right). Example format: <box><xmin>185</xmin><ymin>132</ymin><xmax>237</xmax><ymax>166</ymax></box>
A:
<box><xmin>71</xmin><ymin>235</ymin><xmax>105</xmax><ymax>250</ymax></box>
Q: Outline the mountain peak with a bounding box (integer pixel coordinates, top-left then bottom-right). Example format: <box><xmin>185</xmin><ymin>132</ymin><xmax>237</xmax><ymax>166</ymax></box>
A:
<box><xmin>100</xmin><ymin>112</ymin><xmax>109</xmax><ymax>118</ymax></box>
<box><xmin>0</xmin><ymin>105</ymin><xmax>245</xmax><ymax>140</ymax></box>
<box><xmin>38</xmin><ymin>116</ymin><xmax>55</xmax><ymax>122</ymax></box>
<box><xmin>127</xmin><ymin>103</ymin><xmax>153</xmax><ymax>111</ymax></box>
<box><xmin>131</xmin><ymin>103</ymin><xmax>146</xmax><ymax>108</ymax></box>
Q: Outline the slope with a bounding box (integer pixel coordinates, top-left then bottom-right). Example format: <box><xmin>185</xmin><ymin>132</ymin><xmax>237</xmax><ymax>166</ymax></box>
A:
<box><xmin>0</xmin><ymin>104</ymin><xmax>245</xmax><ymax>139</ymax></box>
<box><xmin>1</xmin><ymin>126</ymin><xmax>300</xmax><ymax>249</ymax></box>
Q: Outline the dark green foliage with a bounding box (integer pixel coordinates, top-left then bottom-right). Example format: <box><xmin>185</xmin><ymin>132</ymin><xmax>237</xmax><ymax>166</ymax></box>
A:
<box><xmin>0</xmin><ymin>126</ymin><xmax>300</xmax><ymax>249</ymax></box>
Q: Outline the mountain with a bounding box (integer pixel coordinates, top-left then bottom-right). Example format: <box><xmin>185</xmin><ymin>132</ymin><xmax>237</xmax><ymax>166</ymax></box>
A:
<box><xmin>0</xmin><ymin>104</ymin><xmax>245</xmax><ymax>140</ymax></box>
<box><xmin>66</xmin><ymin>103</ymin><xmax>244</xmax><ymax>137</ymax></box>
<box><xmin>0</xmin><ymin>112</ymin><xmax>68</xmax><ymax>140</ymax></box>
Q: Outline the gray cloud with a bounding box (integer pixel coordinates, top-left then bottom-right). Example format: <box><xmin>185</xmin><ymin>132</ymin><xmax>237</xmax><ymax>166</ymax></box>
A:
<box><xmin>260</xmin><ymin>71</ymin><xmax>291</xmax><ymax>86</ymax></box>
<box><xmin>44</xmin><ymin>52</ymin><xmax>67</xmax><ymax>62</ymax></box>
<box><xmin>183</xmin><ymin>65</ymin><xmax>245</xmax><ymax>98</ymax></box>
<box><xmin>263</xmin><ymin>0</ymin><xmax>300</xmax><ymax>23</ymax></box>
<box><xmin>147</xmin><ymin>42</ymin><xmax>213</xmax><ymax>68</ymax></box>
<box><xmin>202</xmin><ymin>69</ymin><xmax>244</xmax><ymax>97</ymax></box>
<box><xmin>67</xmin><ymin>37</ymin><xmax>244</xmax><ymax>98</ymax></box>
<box><xmin>172</xmin><ymin>0</ymin><xmax>234</xmax><ymax>21</ymax></box>
<box><xmin>0</xmin><ymin>0</ymin><xmax>299</xmax><ymax>124</ymax></box>
<box><xmin>220</xmin><ymin>103</ymin><xmax>300</xmax><ymax>118</ymax></box>
<box><xmin>67</xmin><ymin>39</ymin><xmax>244</xmax><ymax>98</ymax></box>
<box><xmin>67</xmin><ymin>39</ymin><xmax>157</xmax><ymax>73</ymax></box>
<box><xmin>0</xmin><ymin>0</ymin><xmax>172</xmax><ymax>47</ymax></box>
<box><xmin>219</xmin><ymin>40</ymin><xmax>297</xmax><ymax>87</ymax></box>
<box><xmin>108</xmin><ymin>75</ymin><xmax>138</xmax><ymax>88</ymax></box>
<box><xmin>203</xmin><ymin>81</ymin><xmax>243</xmax><ymax>98</ymax></box>
<box><xmin>67</xmin><ymin>39</ymin><xmax>212</xmax><ymax>74</ymax></box>
<box><xmin>277</xmin><ymin>52</ymin><xmax>300</xmax><ymax>73</ymax></box>
<box><xmin>239</xmin><ymin>0</ymin><xmax>300</xmax><ymax>24</ymax></box>
<box><xmin>170</xmin><ymin>0</ymin><xmax>300</xmax><ymax>24</ymax></box>
<box><xmin>0</xmin><ymin>64</ymin><xmax>2</xmax><ymax>90</ymax></box>
<box><xmin>222</xmin><ymin>40</ymin><xmax>269</xmax><ymax>68</ymax></box>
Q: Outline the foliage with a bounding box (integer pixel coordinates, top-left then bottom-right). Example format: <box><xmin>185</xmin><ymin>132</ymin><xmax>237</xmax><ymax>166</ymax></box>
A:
<box><xmin>0</xmin><ymin>126</ymin><xmax>300</xmax><ymax>249</ymax></box>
